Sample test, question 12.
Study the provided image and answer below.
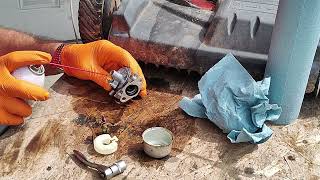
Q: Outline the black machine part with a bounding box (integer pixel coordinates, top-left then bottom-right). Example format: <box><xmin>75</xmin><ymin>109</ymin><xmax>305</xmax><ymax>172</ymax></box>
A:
<box><xmin>78</xmin><ymin>0</ymin><xmax>320</xmax><ymax>94</ymax></box>
<box><xmin>79</xmin><ymin>0</ymin><xmax>278</xmax><ymax>73</ymax></box>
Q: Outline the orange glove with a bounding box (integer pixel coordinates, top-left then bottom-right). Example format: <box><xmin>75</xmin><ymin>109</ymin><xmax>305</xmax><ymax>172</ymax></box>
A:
<box><xmin>0</xmin><ymin>51</ymin><xmax>51</xmax><ymax>125</ymax></box>
<box><xmin>60</xmin><ymin>40</ymin><xmax>147</xmax><ymax>96</ymax></box>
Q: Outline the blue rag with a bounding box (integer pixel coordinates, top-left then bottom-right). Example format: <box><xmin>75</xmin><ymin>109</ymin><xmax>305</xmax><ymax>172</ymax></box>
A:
<box><xmin>179</xmin><ymin>54</ymin><xmax>282</xmax><ymax>143</ymax></box>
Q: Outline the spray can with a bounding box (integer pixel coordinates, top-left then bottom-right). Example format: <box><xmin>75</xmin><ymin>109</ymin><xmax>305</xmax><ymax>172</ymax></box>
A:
<box><xmin>0</xmin><ymin>65</ymin><xmax>45</xmax><ymax>135</ymax></box>
<box><xmin>12</xmin><ymin>65</ymin><xmax>45</xmax><ymax>87</ymax></box>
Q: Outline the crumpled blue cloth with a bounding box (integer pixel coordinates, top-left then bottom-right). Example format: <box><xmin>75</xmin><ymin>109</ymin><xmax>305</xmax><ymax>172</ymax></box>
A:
<box><xmin>179</xmin><ymin>53</ymin><xmax>282</xmax><ymax>143</ymax></box>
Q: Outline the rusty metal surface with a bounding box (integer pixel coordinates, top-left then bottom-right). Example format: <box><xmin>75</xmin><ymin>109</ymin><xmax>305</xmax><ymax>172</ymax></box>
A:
<box><xmin>110</xmin><ymin>0</ymin><xmax>213</xmax><ymax>73</ymax></box>
<box><xmin>109</xmin><ymin>0</ymin><xmax>276</xmax><ymax>73</ymax></box>
<box><xmin>109</xmin><ymin>0</ymin><xmax>320</xmax><ymax>93</ymax></box>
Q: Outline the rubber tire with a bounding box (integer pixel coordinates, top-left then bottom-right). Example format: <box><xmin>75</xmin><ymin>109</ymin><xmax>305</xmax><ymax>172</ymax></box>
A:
<box><xmin>78</xmin><ymin>0</ymin><xmax>121</xmax><ymax>43</ymax></box>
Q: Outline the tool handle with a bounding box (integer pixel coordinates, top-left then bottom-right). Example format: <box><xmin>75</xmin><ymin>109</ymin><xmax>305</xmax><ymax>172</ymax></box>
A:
<box><xmin>73</xmin><ymin>150</ymin><xmax>107</xmax><ymax>173</ymax></box>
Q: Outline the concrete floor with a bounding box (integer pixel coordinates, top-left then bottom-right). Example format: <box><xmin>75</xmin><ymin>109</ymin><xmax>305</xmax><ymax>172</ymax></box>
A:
<box><xmin>0</xmin><ymin>65</ymin><xmax>320</xmax><ymax>179</ymax></box>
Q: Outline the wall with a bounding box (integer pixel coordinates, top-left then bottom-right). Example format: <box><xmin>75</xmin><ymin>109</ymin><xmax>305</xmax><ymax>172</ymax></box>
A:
<box><xmin>0</xmin><ymin>0</ymin><xmax>80</xmax><ymax>41</ymax></box>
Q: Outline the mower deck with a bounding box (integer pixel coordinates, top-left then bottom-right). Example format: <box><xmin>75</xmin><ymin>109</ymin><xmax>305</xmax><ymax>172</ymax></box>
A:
<box><xmin>108</xmin><ymin>0</ymin><xmax>320</xmax><ymax>93</ymax></box>
<box><xmin>109</xmin><ymin>0</ymin><xmax>277</xmax><ymax>73</ymax></box>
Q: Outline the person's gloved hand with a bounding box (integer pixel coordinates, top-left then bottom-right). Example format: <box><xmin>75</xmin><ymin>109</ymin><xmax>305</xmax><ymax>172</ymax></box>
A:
<box><xmin>61</xmin><ymin>40</ymin><xmax>147</xmax><ymax>96</ymax></box>
<box><xmin>0</xmin><ymin>51</ymin><xmax>51</xmax><ymax>125</ymax></box>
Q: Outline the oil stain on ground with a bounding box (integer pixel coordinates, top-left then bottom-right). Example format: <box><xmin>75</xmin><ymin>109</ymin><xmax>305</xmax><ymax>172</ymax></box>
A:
<box><xmin>0</xmin><ymin>129</ymin><xmax>25</xmax><ymax>175</ymax></box>
<box><xmin>25</xmin><ymin>121</ymin><xmax>61</xmax><ymax>157</ymax></box>
<box><xmin>72</xmin><ymin>90</ymin><xmax>197</xmax><ymax>168</ymax></box>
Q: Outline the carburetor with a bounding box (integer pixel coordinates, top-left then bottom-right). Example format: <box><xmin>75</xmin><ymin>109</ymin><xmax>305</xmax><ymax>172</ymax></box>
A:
<box><xmin>109</xmin><ymin>67</ymin><xmax>142</xmax><ymax>103</ymax></box>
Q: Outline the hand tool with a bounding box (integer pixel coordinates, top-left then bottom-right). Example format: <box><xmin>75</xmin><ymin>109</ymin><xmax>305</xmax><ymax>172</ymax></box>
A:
<box><xmin>73</xmin><ymin>150</ymin><xmax>127</xmax><ymax>179</ymax></box>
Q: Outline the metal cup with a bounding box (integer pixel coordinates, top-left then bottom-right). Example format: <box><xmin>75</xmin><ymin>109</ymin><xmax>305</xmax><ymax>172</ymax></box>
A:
<box><xmin>142</xmin><ymin>127</ymin><xmax>173</xmax><ymax>159</ymax></box>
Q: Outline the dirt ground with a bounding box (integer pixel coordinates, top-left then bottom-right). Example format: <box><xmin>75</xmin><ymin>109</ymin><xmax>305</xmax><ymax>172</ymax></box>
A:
<box><xmin>0</xmin><ymin>64</ymin><xmax>320</xmax><ymax>180</ymax></box>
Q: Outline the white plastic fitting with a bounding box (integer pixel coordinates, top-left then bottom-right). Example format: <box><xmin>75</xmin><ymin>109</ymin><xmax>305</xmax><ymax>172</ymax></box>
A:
<box><xmin>93</xmin><ymin>134</ymin><xmax>119</xmax><ymax>155</ymax></box>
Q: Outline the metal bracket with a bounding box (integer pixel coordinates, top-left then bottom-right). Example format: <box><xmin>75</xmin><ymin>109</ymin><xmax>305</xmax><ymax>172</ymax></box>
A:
<box><xmin>109</xmin><ymin>67</ymin><xmax>142</xmax><ymax>103</ymax></box>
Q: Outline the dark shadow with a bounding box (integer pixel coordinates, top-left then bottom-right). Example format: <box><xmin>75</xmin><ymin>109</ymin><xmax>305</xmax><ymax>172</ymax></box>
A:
<box><xmin>140</xmin><ymin>62</ymin><xmax>200</xmax><ymax>95</ymax></box>
<box><xmin>0</xmin><ymin>125</ymin><xmax>25</xmax><ymax>141</ymax></box>
<box><xmin>297</xmin><ymin>94</ymin><xmax>320</xmax><ymax>120</ymax></box>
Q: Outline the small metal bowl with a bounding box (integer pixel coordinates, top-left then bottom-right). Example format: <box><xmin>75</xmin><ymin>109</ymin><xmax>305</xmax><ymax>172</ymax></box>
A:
<box><xmin>142</xmin><ymin>127</ymin><xmax>173</xmax><ymax>159</ymax></box>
